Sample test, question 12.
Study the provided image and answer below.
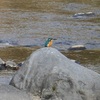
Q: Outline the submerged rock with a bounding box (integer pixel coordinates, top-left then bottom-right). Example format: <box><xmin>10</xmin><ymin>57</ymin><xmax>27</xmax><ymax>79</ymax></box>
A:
<box><xmin>10</xmin><ymin>47</ymin><xmax>100</xmax><ymax>100</ymax></box>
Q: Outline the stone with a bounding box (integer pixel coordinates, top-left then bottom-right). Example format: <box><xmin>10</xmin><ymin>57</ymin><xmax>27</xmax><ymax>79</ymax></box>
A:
<box><xmin>0</xmin><ymin>43</ymin><xmax>13</xmax><ymax>47</ymax></box>
<box><xmin>0</xmin><ymin>58</ymin><xmax>6</xmax><ymax>70</ymax></box>
<box><xmin>6</xmin><ymin>61</ymin><xmax>19</xmax><ymax>70</ymax></box>
<box><xmin>70</xmin><ymin>59</ymin><xmax>80</xmax><ymax>64</ymax></box>
<box><xmin>17</xmin><ymin>61</ymin><xmax>24</xmax><ymax>67</ymax></box>
<box><xmin>10</xmin><ymin>47</ymin><xmax>100</xmax><ymax>100</ymax></box>
<box><xmin>0</xmin><ymin>76</ymin><xmax>41</xmax><ymax>100</ymax></box>
<box><xmin>0</xmin><ymin>84</ymin><xmax>34</xmax><ymax>100</ymax></box>
<box><xmin>0</xmin><ymin>58</ymin><xmax>5</xmax><ymax>65</ymax></box>
<box><xmin>0</xmin><ymin>75</ymin><xmax>12</xmax><ymax>85</ymax></box>
<box><xmin>73</xmin><ymin>12</ymin><xmax>95</xmax><ymax>18</ymax></box>
<box><xmin>68</xmin><ymin>45</ymin><xmax>86</xmax><ymax>50</ymax></box>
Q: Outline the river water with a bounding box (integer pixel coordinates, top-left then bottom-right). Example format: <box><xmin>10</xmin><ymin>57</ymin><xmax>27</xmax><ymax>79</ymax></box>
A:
<box><xmin>0</xmin><ymin>0</ymin><xmax>100</xmax><ymax>50</ymax></box>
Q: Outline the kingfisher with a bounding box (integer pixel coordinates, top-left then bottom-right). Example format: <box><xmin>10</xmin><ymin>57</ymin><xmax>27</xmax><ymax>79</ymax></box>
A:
<box><xmin>44</xmin><ymin>38</ymin><xmax>55</xmax><ymax>47</ymax></box>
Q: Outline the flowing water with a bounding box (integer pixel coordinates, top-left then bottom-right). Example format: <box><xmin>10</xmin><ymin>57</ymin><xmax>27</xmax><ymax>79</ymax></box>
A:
<box><xmin>0</xmin><ymin>0</ymin><xmax>100</xmax><ymax>50</ymax></box>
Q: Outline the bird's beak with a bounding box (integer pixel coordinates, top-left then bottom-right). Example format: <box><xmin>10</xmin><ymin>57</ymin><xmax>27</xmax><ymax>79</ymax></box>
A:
<box><xmin>52</xmin><ymin>38</ymin><xmax>57</xmax><ymax>40</ymax></box>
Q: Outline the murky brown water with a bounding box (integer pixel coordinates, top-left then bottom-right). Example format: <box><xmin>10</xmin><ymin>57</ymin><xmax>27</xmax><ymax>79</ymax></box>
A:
<box><xmin>0</xmin><ymin>0</ymin><xmax>100</xmax><ymax>50</ymax></box>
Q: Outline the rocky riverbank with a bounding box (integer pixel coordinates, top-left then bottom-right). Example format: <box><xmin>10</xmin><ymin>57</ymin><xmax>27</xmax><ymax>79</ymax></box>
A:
<box><xmin>0</xmin><ymin>46</ymin><xmax>100</xmax><ymax>72</ymax></box>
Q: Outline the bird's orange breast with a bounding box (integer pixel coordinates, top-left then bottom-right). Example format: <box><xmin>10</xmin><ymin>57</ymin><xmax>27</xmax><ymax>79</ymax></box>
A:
<box><xmin>47</xmin><ymin>40</ymin><xmax>53</xmax><ymax>47</ymax></box>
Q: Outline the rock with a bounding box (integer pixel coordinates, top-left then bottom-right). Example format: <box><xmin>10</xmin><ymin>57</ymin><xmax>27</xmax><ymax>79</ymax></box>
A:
<box><xmin>41</xmin><ymin>89</ymin><xmax>53</xmax><ymax>99</ymax></box>
<box><xmin>17</xmin><ymin>61</ymin><xmax>24</xmax><ymax>67</ymax></box>
<box><xmin>6</xmin><ymin>61</ymin><xmax>19</xmax><ymax>70</ymax></box>
<box><xmin>0</xmin><ymin>43</ymin><xmax>13</xmax><ymax>47</ymax></box>
<box><xmin>0</xmin><ymin>58</ymin><xmax>5</xmax><ymax>64</ymax></box>
<box><xmin>68</xmin><ymin>45</ymin><xmax>86</xmax><ymax>50</ymax></box>
<box><xmin>73</xmin><ymin>12</ymin><xmax>95</xmax><ymax>18</ymax></box>
<box><xmin>85</xmin><ymin>12</ymin><xmax>95</xmax><ymax>16</ymax></box>
<box><xmin>0</xmin><ymin>59</ymin><xmax>19</xmax><ymax>70</ymax></box>
<box><xmin>0</xmin><ymin>84</ymin><xmax>34</xmax><ymax>100</ymax></box>
<box><xmin>10</xmin><ymin>47</ymin><xmax>100</xmax><ymax>100</ymax></box>
<box><xmin>73</xmin><ymin>12</ymin><xmax>85</xmax><ymax>17</ymax></box>
<box><xmin>70</xmin><ymin>59</ymin><xmax>80</xmax><ymax>64</ymax></box>
<box><xmin>0</xmin><ymin>58</ymin><xmax>6</xmax><ymax>70</ymax></box>
<box><xmin>0</xmin><ymin>75</ymin><xmax>12</xmax><ymax>85</ymax></box>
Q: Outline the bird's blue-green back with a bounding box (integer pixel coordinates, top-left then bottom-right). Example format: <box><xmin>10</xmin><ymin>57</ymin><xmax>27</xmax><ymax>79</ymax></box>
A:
<box><xmin>44</xmin><ymin>38</ymin><xmax>52</xmax><ymax>47</ymax></box>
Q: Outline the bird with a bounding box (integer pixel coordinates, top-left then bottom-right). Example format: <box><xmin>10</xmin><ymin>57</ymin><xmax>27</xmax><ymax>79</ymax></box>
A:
<box><xmin>44</xmin><ymin>38</ymin><xmax>54</xmax><ymax>47</ymax></box>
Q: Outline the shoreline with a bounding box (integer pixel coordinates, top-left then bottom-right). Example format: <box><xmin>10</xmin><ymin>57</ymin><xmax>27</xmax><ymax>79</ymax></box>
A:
<box><xmin>0</xmin><ymin>46</ymin><xmax>100</xmax><ymax>85</ymax></box>
<box><xmin>0</xmin><ymin>46</ymin><xmax>99</xmax><ymax>66</ymax></box>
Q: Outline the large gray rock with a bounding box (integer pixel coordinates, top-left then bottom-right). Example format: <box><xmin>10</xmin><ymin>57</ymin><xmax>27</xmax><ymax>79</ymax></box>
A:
<box><xmin>0</xmin><ymin>84</ymin><xmax>33</xmax><ymax>100</ymax></box>
<box><xmin>10</xmin><ymin>47</ymin><xmax>100</xmax><ymax>100</ymax></box>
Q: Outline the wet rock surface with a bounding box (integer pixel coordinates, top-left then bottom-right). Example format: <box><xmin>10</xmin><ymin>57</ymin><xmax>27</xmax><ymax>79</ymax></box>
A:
<box><xmin>10</xmin><ymin>47</ymin><xmax>100</xmax><ymax>100</ymax></box>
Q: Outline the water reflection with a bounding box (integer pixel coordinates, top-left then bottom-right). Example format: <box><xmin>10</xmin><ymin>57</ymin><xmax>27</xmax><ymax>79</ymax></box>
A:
<box><xmin>0</xmin><ymin>0</ymin><xmax>100</xmax><ymax>50</ymax></box>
